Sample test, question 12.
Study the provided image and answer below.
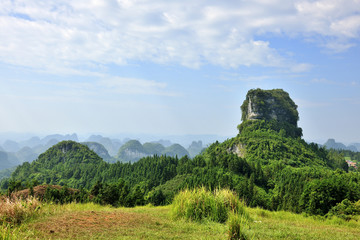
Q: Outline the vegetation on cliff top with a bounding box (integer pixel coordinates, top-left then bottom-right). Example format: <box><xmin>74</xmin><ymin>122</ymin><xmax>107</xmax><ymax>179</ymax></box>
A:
<box><xmin>241</xmin><ymin>89</ymin><xmax>299</xmax><ymax>127</ymax></box>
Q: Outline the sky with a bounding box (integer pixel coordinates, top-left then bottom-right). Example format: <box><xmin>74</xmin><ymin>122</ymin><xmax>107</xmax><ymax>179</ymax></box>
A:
<box><xmin>0</xmin><ymin>0</ymin><xmax>360</xmax><ymax>144</ymax></box>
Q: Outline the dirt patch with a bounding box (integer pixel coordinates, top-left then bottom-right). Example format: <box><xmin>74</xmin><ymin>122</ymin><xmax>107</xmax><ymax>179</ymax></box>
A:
<box><xmin>30</xmin><ymin>210</ymin><xmax>154</xmax><ymax>239</ymax></box>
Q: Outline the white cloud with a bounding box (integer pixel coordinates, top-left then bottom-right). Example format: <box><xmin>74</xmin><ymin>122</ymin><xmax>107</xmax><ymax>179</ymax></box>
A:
<box><xmin>290</xmin><ymin>63</ymin><xmax>313</xmax><ymax>73</ymax></box>
<box><xmin>294</xmin><ymin>0</ymin><xmax>360</xmax><ymax>48</ymax></box>
<box><xmin>0</xmin><ymin>0</ymin><xmax>359</xmax><ymax>72</ymax></box>
<box><xmin>99</xmin><ymin>77</ymin><xmax>178</xmax><ymax>96</ymax></box>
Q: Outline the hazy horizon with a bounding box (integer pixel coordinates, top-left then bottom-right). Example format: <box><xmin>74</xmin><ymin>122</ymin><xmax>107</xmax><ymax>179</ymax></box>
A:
<box><xmin>0</xmin><ymin>130</ymin><xmax>357</xmax><ymax>148</ymax></box>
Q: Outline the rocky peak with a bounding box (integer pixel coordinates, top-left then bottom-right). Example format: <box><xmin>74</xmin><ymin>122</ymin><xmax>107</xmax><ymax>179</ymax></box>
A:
<box><xmin>241</xmin><ymin>88</ymin><xmax>299</xmax><ymax>127</ymax></box>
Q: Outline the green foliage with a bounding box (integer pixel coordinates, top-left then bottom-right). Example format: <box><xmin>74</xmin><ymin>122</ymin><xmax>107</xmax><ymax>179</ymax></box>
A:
<box><xmin>238</xmin><ymin>119</ymin><xmax>302</xmax><ymax>138</ymax></box>
<box><xmin>236</xmin><ymin>120</ymin><xmax>331</xmax><ymax>168</ymax></box>
<box><xmin>91</xmin><ymin>180</ymin><xmax>127</xmax><ymax>207</ymax></box>
<box><xmin>327</xmin><ymin>199</ymin><xmax>360</xmax><ymax>220</ymax></box>
<box><xmin>43</xmin><ymin>185</ymin><xmax>89</xmax><ymax>204</ymax></box>
<box><xmin>340</xmin><ymin>150</ymin><xmax>360</xmax><ymax>162</ymax></box>
<box><xmin>171</xmin><ymin>187</ymin><xmax>248</xmax><ymax>223</ymax></box>
<box><xmin>5</xmin><ymin>141</ymin><xmax>106</xmax><ymax>190</ymax></box>
<box><xmin>197</xmin><ymin>116</ymin><xmax>359</xmax><ymax>215</ymax></box>
<box><xmin>299</xmin><ymin>172</ymin><xmax>360</xmax><ymax>215</ymax></box>
<box><xmin>146</xmin><ymin>189</ymin><xmax>166</xmax><ymax>206</ymax></box>
<box><xmin>90</xmin><ymin>179</ymin><xmax>145</xmax><ymax>207</ymax></box>
<box><xmin>326</xmin><ymin>150</ymin><xmax>349</xmax><ymax>171</ymax></box>
<box><xmin>149</xmin><ymin>174</ymin><xmax>188</xmax><ymax>204</ymax></box>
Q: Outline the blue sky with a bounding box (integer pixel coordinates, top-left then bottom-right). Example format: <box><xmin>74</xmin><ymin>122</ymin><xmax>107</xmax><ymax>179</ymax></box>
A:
<box><xmin>0</xmin><ymin>0</ymin><xmax>360</xmax><ymax>144</ymax></box>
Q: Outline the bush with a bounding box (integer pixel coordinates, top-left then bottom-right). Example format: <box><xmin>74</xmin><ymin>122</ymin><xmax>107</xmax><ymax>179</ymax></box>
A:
<box><xmin>171</xmin><ymin>187</ymin><xmax>248</xmax><ymax>223</ymax></box>
<box><xmin>43</xmin><ymin>185</ymin><xmax>89</xmax><ymax>204</ymax></box>
<box><xmin>147</xmin><ymin>189</ymin><xmax>166</xmax><ymax>206</ymax></box>
<box><xmin>327</xmin><ymin>199</ymin><xmax>360</xmax><ymax>221</ymax></box>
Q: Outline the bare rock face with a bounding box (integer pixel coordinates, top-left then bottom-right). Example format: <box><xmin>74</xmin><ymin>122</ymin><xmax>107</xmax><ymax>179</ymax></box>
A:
<box><xmin>241</xmin><ymin>89</ymin><xmax>299</xmax><ymax>127</ymax></box>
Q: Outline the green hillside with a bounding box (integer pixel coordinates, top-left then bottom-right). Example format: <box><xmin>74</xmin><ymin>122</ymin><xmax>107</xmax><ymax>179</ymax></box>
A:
<box><xmin>4</xmin><ymin>141</ymin><xmax>107</xmax><ymax>189</ymax></box>
<box><xmin>116</xmin><ymin>140</ymin><xmax>148</xmax><ymax>162</ymax></box>
<box><xmin>143</xmin><ymin>142</ymin><xmax>165</xmax><ymax>155</ymax></box>
<box><xmin>81</xmin><ymin>141</ymin><xmax>112</xmax><ymax>162</ymax></box>
<box><xmin>2</xmin><ymin>88</ymin><xmax>360</xmax><ymax>218</ymax></box>
<box><xmin>162</xmin><ymin>144</ymin><xmax>189</xmax><ymax>158</ymax></box>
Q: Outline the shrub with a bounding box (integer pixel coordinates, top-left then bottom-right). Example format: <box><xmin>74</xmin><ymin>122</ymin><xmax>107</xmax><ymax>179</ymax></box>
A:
<box><xmin>171</xmin><ymin>187</ymin><xmax>248</xmax><ymax>223</ymax></box>
<box><xmin>147</xmin><ymin>189</ymin><xmax>166</xmax><ymax>206</ymax></box>
<box><xmin>327</xmin><ymin>199</ymin><xmax>360</xmax><ymax>221</ymax></box>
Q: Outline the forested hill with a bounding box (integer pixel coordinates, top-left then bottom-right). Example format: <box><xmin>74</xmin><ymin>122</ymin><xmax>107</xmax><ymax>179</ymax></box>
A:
<box><xmin>2</xmin><ymin>88</ymin><xmax>360</xmax><ymax>217</ymax></box>
<box><xmin>6</xmin><ymin>141</ymin><xmax>107</xmax><ymax>189</ymax></box>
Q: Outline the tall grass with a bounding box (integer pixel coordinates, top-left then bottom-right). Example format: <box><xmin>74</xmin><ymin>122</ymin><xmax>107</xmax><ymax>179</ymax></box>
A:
<box><xmin>227</xmin><ymin>211</ymin><xmax>253</xmax><ymax>240</ymax></box>
<box><xmin>0</xmin><ymin>196</ymin><xmax>41</xmax><ymax>225</ymax></box>
<box><xmin>0</xmin><ymin>222</ymin><xmax>24</xmax><ymax>240</ymax></box>
<box><xmin>171</xmin><ymin>187</ymin><xmax>248</xmax><ymax>223</ymax></box>
<box><xmin>0</xmin><ymin>223</ymin><xmax>12</xmax><ymax>240</ymax></box>
<box><xmin>171</xmin><ymin>187</ymin><xmax>252</xmax><ymax>239</ymax></box>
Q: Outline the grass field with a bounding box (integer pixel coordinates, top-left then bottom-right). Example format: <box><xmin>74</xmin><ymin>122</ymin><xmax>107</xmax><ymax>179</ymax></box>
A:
<box><xmin>1</xmin><ymin>202</ymin><xmax>360</xmax><ymax>239</ymax></box>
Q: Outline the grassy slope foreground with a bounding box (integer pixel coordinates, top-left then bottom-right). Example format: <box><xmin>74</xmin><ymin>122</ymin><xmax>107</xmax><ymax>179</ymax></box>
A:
<box><xmin>2</xmin><ymin>202</ymin><xmax>360</xmax><ymax>240</ymax></box>
<box><xmin>2</xmin><ymin>203</ymin><xmax>227</xmax><ymax>240</ymax></box>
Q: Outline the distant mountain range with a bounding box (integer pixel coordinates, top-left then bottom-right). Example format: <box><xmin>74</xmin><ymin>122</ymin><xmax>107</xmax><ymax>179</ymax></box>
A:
<box><xmin>0</xmin><ymin>134</ymin><xmax>79</xmax><ymax>171</ymax></box>
<box><xmin>116</xmin><ymin>140</ymin><xmax>197</xmax><ymax>163</ymax></box>
<box><xmin>323</xmin><ymin>139</ymin><xmax>360</xmax><ymax>152</ymax></box>
<box><xmin>0</xmin><ymin>133</ymin><xmax>205</xmax><ymax>170</ymax></box>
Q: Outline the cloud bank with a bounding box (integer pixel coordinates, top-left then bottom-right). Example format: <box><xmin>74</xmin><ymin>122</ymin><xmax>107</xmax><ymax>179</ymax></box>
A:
<box><xmin>0</xmin><ymin>0</ymin><xmax>359</xmax><ymax>73</ymax></box>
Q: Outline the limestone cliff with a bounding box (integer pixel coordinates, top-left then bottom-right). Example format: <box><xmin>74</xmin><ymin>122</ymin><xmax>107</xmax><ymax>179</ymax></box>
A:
<box><xmin>241</xmin><ymin>88</ymin><xmax>299</xmax><ymax>127</ymax></box>
<box><xmin>230</xmin><ymin>88</ymin><xmax>303</xmax><ymax>158</ymax></box>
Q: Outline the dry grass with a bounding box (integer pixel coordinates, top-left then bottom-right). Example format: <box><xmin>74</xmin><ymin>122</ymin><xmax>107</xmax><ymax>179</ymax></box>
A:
<box><xmin>19</xmin><ymin>205</ymin><xmax>227</xmax><ymax>239</ymax></box>
<box><xmin>30</xmin><ymin>210</ymin><xmax>152</xmax><ymax>239</ymax></box>
<box><xmin>0</xmin><ymin>196</ymin><xmax>41</xmax><ymax>225</ymax></box>
<box><xmin>11</xmin><ymin>185</ymin><xmax>79</xmax><ymax>200</ymax></box>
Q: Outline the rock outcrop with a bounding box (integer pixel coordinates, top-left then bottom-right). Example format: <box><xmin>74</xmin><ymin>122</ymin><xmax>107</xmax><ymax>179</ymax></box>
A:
<box><xmin>241</xmin><ymin>88</ymin><xmax>299</xmax><ymax>127</ymax></box>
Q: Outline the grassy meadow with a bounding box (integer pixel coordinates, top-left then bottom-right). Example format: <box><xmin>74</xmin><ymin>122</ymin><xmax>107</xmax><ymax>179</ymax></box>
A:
<box><xmin>1</xmin><ymin>198</ymin><xmax>360</xmax><ymax>239</ymax></box>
